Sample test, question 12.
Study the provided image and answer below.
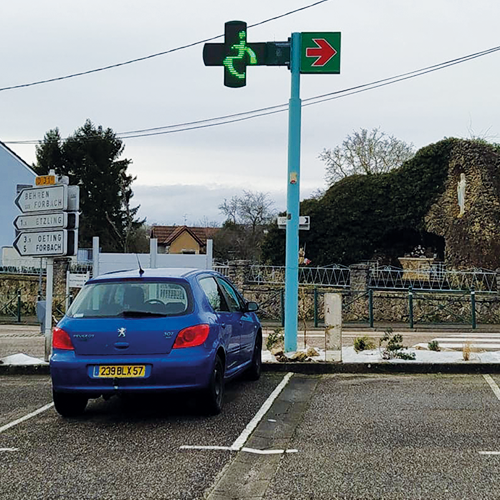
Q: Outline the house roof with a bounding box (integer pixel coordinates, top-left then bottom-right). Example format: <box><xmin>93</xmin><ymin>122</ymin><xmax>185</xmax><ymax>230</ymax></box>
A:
<box><xmin>0</xmin><ymin>141</ymin><xmax>36</xmax><ymax>176</ymax></box>
<box><xmin>151</xmin><ymin>225</ymin><xmax>220</xmax><ymax>246</ymax></box>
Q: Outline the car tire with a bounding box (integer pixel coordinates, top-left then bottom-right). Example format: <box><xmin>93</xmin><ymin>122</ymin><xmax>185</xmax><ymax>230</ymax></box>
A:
<box><xmin>53</xmin><ymin>391</ymin><xmax>88</xmax><ymax>417</ymax></box>
<box><xmin>246</xmin><ymin>333</ymin><xmax>262</xmax><ymax>381</ymax></box>
<box><xmin>202</xmin><ymin>355</ymin><xmax>225</xmax><ymax>415</ymax></box>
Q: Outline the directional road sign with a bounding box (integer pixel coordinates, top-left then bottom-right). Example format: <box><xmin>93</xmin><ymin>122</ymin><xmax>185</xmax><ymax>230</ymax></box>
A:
<box><xmin>13</xmin><ymin>212</ymin><xmax>79</xmax><ymax>231</ymax></box>
<box><xmin>277</xmin><ymin>216</ymin><xmax>310</xmax><ymax>230</ymax></box>
<box><xmin>15</xmin><ymin>185</ymin><xmax>68</xmax><ymax>214</ymax></box>
<box><xmin>300</xmin><ymin>32</ymin><xmax>341</xmax><ymax>74</ymax></box>
<box><xmin>13</xmin><ymin>230</ymin><xmax>77</xmax><ymax>257</ymax></box>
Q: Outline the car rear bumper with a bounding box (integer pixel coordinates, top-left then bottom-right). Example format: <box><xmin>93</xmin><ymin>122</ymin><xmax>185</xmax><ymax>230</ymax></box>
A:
<box><xmin>50</xmin><ymin>348</ymin><xmax>215</xmax><ymax>395</ymax></box>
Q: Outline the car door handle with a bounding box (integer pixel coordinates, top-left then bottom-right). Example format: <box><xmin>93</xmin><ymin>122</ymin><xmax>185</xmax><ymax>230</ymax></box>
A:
<box><xmin>114</xmin><ymin>342</ymin><xmax>129</xmax><ymax>349</ymax></box>
<box><xmin>220</xmin><ymin>323</ymin><xmax>226</xmax><ymax>329</ymax></box>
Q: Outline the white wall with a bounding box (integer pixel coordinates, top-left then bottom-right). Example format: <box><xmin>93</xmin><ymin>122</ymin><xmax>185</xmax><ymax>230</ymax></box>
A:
<box><xmin>93</xmin><ymin>237</ymin><xmax>213</xmax><ymax>277</ymax></box>
<box><xmin>0</xmin><ymin>143</ymin><xmax>36</xmax><ymax>262</ymax></box>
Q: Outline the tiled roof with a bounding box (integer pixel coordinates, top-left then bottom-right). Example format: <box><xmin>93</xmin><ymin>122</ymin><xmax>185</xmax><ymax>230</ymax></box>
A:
<box><xmin>151</xmin><ymin>225</ymin><xmax>220</xmax><ymax>246</ymax></box>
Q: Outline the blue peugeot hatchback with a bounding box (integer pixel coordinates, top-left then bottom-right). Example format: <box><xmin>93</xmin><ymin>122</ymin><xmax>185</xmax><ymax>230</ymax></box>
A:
<box><xmin>50</xmin><ymin>268</ymin><xmax>261</xmax><ymax>417</ymax></box>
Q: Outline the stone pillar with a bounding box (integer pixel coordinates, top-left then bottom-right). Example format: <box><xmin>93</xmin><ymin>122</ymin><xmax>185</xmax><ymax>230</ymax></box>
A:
<box><xmin>228</xmin><ymin>260</ymin><xmax>252</xmax><ymax>287</ymax></box>
<box><xmin>349</xmin><ymin>263</ymin><xmax>370</xmax><ymax>292</ymax></box>
<box><xmin>324</xmin><ymin>293</ymin><xmax>342</xmax><ymax>362</ymax></box>
<box><xmin>53</xmin><ymin>257</ymin><xmax>71</xmax><ymax>312</ymax></box>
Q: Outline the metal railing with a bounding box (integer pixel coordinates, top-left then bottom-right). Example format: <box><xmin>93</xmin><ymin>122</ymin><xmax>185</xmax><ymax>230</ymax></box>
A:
<box><xmin>369</xmin><ymin>265</ymin><xmax>497</xmax><ymax>293</ymax></box>
<box><xmin>247</xmin><ymin>265</ymin><xmax>350</xmax><ymax>288</ymax></box>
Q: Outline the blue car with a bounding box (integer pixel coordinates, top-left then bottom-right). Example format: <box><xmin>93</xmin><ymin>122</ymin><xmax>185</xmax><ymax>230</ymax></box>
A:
<box><xmin>50</xmin><ymin>268</ymin><xmax>261</xmax><ymax>417</ymax></box>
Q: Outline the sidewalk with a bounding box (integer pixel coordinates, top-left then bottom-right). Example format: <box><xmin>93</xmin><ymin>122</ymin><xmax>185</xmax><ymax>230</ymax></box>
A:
<box><xmin>1</xmin><ymin>322</ymin><xmax>500</xmax><ymax>374</ymax></box>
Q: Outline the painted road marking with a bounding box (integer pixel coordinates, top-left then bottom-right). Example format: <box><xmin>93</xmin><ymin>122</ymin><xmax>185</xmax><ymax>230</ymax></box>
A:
<box><xmin>483</xmin><ymin>375</ymin><xmax>500</xmax><ymax>401</ymax></box>
<box><xmin>0</xmin><ymin>448</ymin><xmax>19</xmax><ymax>452</ymax></box>
<box><xmin>231</xmin><ymin>372</ymin><xmax>293</xmax><ymax>451</ymax></box>
<box><xmin>479</xmin><ymin>451</ymin><xmax>500</xmax><ymax>455</ymax></box>
<box><xmin>180</xmin><ymin>446</ymin><xmax>232</xmax><ymax>451</ymax></box>
<box><xmin>0</xmin><ymin>402</ymin><xmax>54</xmax><ymax>434</ymax></box>
<box><xmin>241</xmin><ymin>447</ymin><xmax>298</xmax><ymax>455</ymax></box>
<box><xmin>180</xmin><ymin>372</ymin><xmax>294</xmax><ymax>453</ymax></box>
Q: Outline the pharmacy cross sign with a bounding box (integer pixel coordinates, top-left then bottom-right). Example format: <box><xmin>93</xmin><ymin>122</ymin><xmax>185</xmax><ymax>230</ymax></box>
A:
<box><xmin>203</xmin><ymin>21</ymin><xmax>290</xmax><ymax>87</ymax></box>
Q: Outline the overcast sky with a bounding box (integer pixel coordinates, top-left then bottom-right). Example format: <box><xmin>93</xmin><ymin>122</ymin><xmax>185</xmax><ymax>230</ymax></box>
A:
<box><xmin>2</xmin><ymin>0</ymin><xmax>499</xmax><ymax>227</ymax></box>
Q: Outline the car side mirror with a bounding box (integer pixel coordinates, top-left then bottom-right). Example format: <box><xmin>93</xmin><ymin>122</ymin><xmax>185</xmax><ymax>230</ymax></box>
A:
<box><xmin>245</xmin><ymin>301</ymin><xmax>259</xmax><ymax>312</ymax></box>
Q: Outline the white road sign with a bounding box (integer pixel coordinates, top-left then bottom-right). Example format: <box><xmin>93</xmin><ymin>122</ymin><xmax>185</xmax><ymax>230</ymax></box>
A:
<box><xmin>277</xmin><ymin>215</ymin><xmax>310</xmax><ymax>230</ymax></box>
<box><xmin>15</xmin><ymin>185</ymin><xmax>68</xmax><ymax>214</ymax></box>
<box><xmin>13</xmin><ymin>212</ymin><xmax>79</xmax><ymax>231</ymax></box>
<box><xmin>13</xmin><ymin>230</ymin><xmax>68</xmax><ymax>257</ymax></box>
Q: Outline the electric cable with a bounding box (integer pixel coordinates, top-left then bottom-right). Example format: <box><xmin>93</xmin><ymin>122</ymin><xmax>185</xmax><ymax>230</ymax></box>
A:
<box><xmin>4</xmin><ymin>43</ymin><xmax>500</xmax><ymax>144</ymax></box>
<box><xmin>0</xmin><ymin>0</ymin><xmax>330</xmax><ymax>92</ymax></box>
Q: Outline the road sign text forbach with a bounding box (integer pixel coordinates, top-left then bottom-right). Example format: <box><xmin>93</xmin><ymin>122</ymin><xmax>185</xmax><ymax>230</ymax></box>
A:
<box><xmin>203</xmin><ymin>22</ymin><xmax>341</xmax><ymax>352</ymax></box>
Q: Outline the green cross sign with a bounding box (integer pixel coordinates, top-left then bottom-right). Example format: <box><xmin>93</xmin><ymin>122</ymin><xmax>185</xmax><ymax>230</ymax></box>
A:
<box><xmin>203</xmin><ymin>21</ymin><xmax>290</xmax><ymax>88</ymax></box>
<box><xmin>203</xmin><ymin>21</ymin><xmax>267</xmax><ymax>88</ymax></box>
<box><xmin>300</xmin><ymin>32</ymin><xmax>341</xmax><ymax>74</ymax></box>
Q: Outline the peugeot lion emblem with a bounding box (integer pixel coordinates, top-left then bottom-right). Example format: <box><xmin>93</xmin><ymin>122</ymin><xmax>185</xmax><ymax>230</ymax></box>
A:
<box><xmin>117</xmin><ymin>327</ymin><xmax>127</xmax><ymax>338</ymax></box>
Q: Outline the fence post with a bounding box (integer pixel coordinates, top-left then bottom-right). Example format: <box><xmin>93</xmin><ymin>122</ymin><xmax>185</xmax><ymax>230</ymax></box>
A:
<box><xmin>313</xmin><ymin>288</ymin><xmax>318</xmax><ymax>327</ymax></box>
<box><xmin>408</xmin><ymin>286</ymin><xmax>414</xmax><ymax>329</ymax></box>
<box><xmin>17</xmin><ymin>290</ymin><xmax>21</xmax><ymax>323</ymax></box>
<box><xmin>368</xmin><ymin>288</ymin><xmax>374</xmax><ymax>328</ymax></box>
<box><xmin>471</xmin><ymin>287</ymin><xmax>476</xmax><ymax>329</ymax></box>
<box><xmin>280</xmin><ymin>289</ymin><xmax>285</xmax><ymax>327</ymax></box>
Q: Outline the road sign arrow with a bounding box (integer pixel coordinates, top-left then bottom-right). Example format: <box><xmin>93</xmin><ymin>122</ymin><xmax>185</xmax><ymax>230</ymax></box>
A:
<box><xmin>305</xmin><ymin>38</ymin><xmax>337</xmax><ymax>67</ymax></box>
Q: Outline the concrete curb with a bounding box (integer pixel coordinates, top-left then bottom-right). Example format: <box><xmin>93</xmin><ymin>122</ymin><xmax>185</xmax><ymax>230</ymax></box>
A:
<box><xmin>2</xmin><ymin>362</ymin><xmax>500</xmax><ymax>376</ymax></box>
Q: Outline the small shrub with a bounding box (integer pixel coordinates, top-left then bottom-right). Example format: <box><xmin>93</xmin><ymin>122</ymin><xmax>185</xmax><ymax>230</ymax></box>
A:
<box><xmin>428</xmin><ymin>340</ymin><xmax>441</xmax><ymax>352</ymax></box>
<box><xmin>354</xmin><ymin>335</ymin><xmax>376</xmax><ymax>353</ymax></box>
<box><xmin>463</xmin><ymin>341</ymin><xmax>472</xmax><ymax>361</ymax></box>
<box><xmin>266</xmin><ymin>328</ymin><xmax>284</xmax><ymax>351</ymax></box>
<box><xmin>379</xmin><ymin>328</ymin><xmax>416</xmax><ymax>360</ymax></box>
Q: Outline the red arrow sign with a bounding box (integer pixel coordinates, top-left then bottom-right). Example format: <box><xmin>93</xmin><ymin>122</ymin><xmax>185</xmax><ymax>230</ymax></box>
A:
<box><xmin>305</xmin><ymin>38</ymin><xmax>337</xmax><ymax>67</ymax></box>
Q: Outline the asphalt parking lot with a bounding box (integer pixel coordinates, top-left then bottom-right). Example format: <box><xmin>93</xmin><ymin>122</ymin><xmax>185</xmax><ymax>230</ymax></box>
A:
<box><xmin>1</xmin><ymin>372</ymin><xmax>500</xmax><ymax>499</ymax></box>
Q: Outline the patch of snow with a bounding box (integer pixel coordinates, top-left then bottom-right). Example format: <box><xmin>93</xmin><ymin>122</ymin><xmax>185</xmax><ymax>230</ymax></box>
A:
<box><xmin>0</xmin><ymin>353</ymin><xmax>47</xmax><ymax>366</ymax></box>
<box><xmin>262</xmin><ymin>346</ymin><xmax>500</xmax><ymax>364</ymax></box>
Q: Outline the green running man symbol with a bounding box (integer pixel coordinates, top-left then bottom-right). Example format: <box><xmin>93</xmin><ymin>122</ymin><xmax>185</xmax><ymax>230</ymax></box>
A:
<box><xmin>223</xmin><ymin>31</ymin><xmax>257</xmax><ymax>80</ymax></box>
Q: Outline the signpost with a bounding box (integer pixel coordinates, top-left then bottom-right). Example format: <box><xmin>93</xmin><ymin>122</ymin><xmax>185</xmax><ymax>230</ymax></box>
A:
<box><xmin>204</xmin><ymin>24</ymin><xmax>341</xmax><ymax>352</ymax></box>
<box><xmin>13</xmin><ymin>171</ymin><xmax>80</xmax><ymax>361</ymax></box>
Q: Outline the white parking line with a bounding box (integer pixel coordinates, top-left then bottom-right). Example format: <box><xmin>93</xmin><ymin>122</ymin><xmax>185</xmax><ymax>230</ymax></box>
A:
<box><xmin>180</xmin><ymin>446</ymin><xmax>232</xmax><ymax>451</ymax></box>
<box><xmin>0</xmin><ymin>402</ymin><xmax>54</xmax><ymax>434</ymax></box>
<box><xmin>483</xmin><ymin>375</ymin><xmax>500</xmax><ymax>401</ymax></box>
<box><xmin>479</xmin><ymin>451</ymin><xmax>500</xmax><ymax>455</ymax></box>
<box><xmin>231</xmin><ymin>372</ymin><xmax>293</xmax><ymax>451</ymax></box>
<box><xmin>241</xmin><ymin>447</ymin><xmax>298</xmax><ymax>455</ymax></box>
<box><xmin>180</xmin><ymin>372</ymin><xmax>294</xmax><ymax>454</ymax></box>
<box><xmin>0</xmin><ymin>448</ymin><xmax>19</xmax><ymax>452</ymax></box>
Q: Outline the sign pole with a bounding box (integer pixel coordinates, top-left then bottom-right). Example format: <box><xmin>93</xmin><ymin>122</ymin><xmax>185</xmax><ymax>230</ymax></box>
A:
<box><xmin>284</xmin><ymin>32</ymin><xmax>302</xmax><ymax>353</ymax></box>
<box><xmin>44</xmin><ymin>257</ymin><xmax>54</xmax><ymax>362</ymax></box>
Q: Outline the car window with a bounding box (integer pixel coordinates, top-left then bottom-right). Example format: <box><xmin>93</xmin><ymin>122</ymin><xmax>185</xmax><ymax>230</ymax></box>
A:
<box><xmin>67</xmin><ymin>281</ymin><xmax>190</xmax><ymax>317</ymax></box>
<box><xmin>216</xmin><ymin>278</ymin><xmax>244</xmax><ymax>312</ymax></box>
<box><xmin>199</xmin><ymin>277</ymin><xmax>230</xmax><ymax>312</ymax></box>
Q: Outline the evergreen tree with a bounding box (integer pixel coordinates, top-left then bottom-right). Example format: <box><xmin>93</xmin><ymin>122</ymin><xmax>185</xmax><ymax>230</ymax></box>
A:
<box><xmin>34</xmin><ymin>120</ymin><xmax>144</xmax><ymax>252</ymax></box>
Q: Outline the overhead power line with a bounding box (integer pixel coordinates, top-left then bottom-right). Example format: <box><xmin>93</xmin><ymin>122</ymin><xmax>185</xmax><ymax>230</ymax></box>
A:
<box><xmin>0</xmin><ymin>0</ymin><xmax>330</xmax><ymax>93</ymax></box>
<box><xmin>5</xmin><ymin>44</ymin><xmax>500</xmax><ymax>145</ymax></box>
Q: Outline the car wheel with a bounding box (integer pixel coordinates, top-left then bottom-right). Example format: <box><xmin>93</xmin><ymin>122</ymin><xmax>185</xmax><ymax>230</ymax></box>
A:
<box><xmin>246</xmin><ymin>333</ymin><xmax>262</xmax><ymax>381</ymax></box>
<box><xmin>202</xmin><ymin>355</ymin><xmax>225</xmax><ymax>415</ymax></box>
<box><xmin>53</xmin><ymin>391</ymin><xmax>88</xmax><ymax>417</ymax></box>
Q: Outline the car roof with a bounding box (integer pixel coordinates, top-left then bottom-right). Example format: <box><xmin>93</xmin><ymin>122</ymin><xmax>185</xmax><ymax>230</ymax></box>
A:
<box><xmin>89</xmin><ymin>268</ymin><xmax>212</xmax><ymax>283</ymax></box>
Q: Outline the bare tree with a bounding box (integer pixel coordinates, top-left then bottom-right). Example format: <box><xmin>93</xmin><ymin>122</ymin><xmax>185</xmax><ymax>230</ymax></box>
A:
<box><xmin>216</xmin><ymin>190</ymin><xmax>276</xmax><ymax>262</ymax></box>
<box><xmin>319</xmin><ymin>128</ymin><xmax>415</xmax><ymax>186</ymax></box>
<box><xmin>219</xmin><ymin>191</ymin><xmax>276</xmax><ymax>231</ymax></box>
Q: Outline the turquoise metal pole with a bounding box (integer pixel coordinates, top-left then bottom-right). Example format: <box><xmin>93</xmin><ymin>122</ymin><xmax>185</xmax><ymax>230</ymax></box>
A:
<box><xmin>284</xmin><ymin>32</ymin><xmax>302</xmax><ymax>352</ymax></box>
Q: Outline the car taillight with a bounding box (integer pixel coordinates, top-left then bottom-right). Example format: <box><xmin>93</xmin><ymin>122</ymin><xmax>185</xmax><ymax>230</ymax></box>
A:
<box><xmin>52</xmin><ymin>327</ymin><xmax>74</xmax><ymax>350</ymax></box>
<box><xmin>173</xmin><ymin>324</ymin><xmax>210</xmax><ymax>349</ymax></box>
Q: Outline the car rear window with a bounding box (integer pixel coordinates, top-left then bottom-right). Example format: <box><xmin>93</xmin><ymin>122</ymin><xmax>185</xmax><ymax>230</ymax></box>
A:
<box><xmin>66</xmin><ymin>280</ymin><xmax>191</xmax><ymax>318</ymax></box>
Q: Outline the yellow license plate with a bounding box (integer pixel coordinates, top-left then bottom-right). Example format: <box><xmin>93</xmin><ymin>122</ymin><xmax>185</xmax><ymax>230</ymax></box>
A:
<box><xmin>97</xmin><ymin>365</ymin><xmax>146</xmax><ymax>378</ymax></box>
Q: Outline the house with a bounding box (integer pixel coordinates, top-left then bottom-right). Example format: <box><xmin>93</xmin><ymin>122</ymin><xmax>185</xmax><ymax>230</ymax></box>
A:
<box><xmin>151</xmin><ymin>225</ymin><xmax>219</xmax><ymax>254</ymax></box>
<box><xmin>0</xmin><ymin>141</ymin><xmax>36</xmax><ymax>264</ymax></box>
